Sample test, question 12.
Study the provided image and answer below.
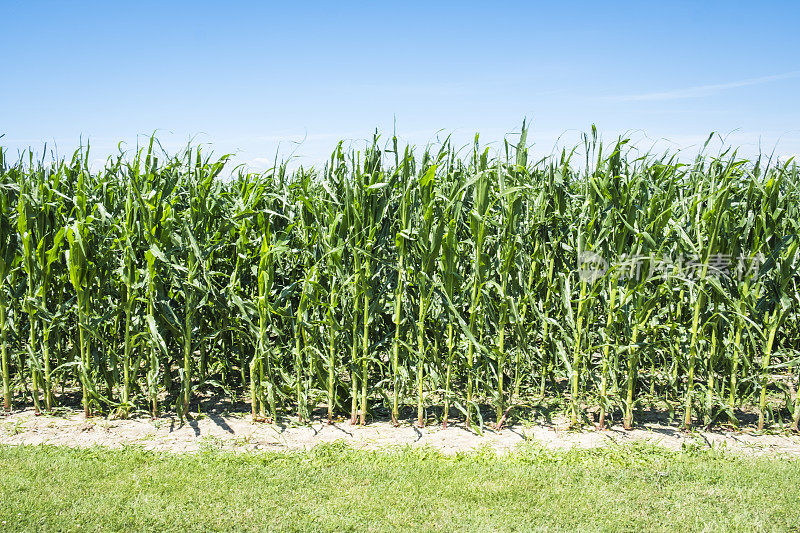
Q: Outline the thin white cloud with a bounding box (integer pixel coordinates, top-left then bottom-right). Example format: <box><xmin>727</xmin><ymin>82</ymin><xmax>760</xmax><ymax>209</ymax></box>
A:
<box><xmin>607</xmin><ymin>71</ymin><xmax>800</xmax><ymax>102</ymax></box>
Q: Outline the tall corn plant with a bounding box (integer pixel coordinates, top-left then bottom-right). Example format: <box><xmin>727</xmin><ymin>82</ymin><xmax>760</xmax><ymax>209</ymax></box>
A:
<box><xmin>129</xmin><ymin>143</ymin><xmax>176</xmax><ymax>418</ymax></box>
<box><xmin>117</xmin><ymin>177</ymin><xmax>139</xmax><ymax>417</ymax></box>
<box><xmin>492</xmin><ymin>126</ymin><xmax>527</xmax><ymax>425</ymax></box>
<box><xmin>0</xmin><ymin>150</ymin><xmax>19</xmax><ymax>411</ymax></box>
<box><xmin>321</xmin><ymin>214</ymin><xmax>344</xmax><ymax>424</ymax></box>
<box><xmin>253</xmin><ymin>223</ymin><xmax>280</xmax><ymax>422</ymax></box>
<box><xmin>681</xmin><ymin>153</ymin><xmax>737</xmax><ymax>428</ymax></box>
<box><xmin>318</xmin><ymin>151</ymin><xmax>349</xmax><ymax>423</ymax></box>
<box><xmin>440</xmin><ymin>161</ymin><xmax>466</xmax><ymax>428</ymax></box>
<box><xmin>465</xmin><ymin>139</ymin><xmax>491</xmax><ymax>428</ymax></box>
<box><xmin>391</xmin><ymin>143</ymin><xmax>413</xmax><ymax>425</ymax></box>
<box><xmin>412</xmin><ymin>160</ymin><xmax>446</xmax><ymax>427</ymax></box>
<box><xmin>346</xmin><ymin>138</ymin><xmax>391</xmax><ymax>425</ymax></box>
<box><xmin>17</xmin><ymin>178</ymin><xmax>44</xmax><ymax>413</ymax></box>
<box><xmin>176</xmin><ymin>147</ymin><xmax>228</xmax><ymax>420</ymax></box>
<box><xmin>65</xmin><ymin>163</ymin><xmax>95</xmax><ymax>417</ymax></box>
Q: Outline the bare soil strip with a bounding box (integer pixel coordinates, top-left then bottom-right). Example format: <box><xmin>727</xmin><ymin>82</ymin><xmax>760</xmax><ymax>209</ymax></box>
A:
<box><xmin>3</xmin><ymin>408</ymin><xmax>800</xmax><ymax>456</ymax></box>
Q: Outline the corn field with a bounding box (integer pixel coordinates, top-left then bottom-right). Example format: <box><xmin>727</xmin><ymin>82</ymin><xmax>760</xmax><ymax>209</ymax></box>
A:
<box><xmin>1</xmin><ymin>125</ymin><xmax>799</xmax><ymax>430</ymax></box>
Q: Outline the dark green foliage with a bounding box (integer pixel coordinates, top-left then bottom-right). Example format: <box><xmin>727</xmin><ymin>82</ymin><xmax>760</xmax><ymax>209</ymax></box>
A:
<box><xmin>0</xmin><ymin>127</ymin><xmax>798</xmax><ymax>429</ymax></box>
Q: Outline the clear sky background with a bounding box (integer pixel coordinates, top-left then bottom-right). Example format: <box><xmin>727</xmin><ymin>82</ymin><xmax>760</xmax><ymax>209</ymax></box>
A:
<box><xmin>2</xmin><ymin>1</ymin><xmax>799</xmax><ymax>170</ymax></box>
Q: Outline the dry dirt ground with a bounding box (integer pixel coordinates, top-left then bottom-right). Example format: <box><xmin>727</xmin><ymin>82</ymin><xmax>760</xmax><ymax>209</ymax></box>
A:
<box><xmin>3</xmin><ymin>407</ymin><xmax>800</xmax><ymax>456</ymax></box>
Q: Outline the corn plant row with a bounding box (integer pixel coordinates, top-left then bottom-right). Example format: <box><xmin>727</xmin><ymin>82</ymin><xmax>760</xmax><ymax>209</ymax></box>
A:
<box><xmin>0</xmin><ymin>125</ymin><xmax>798</xmax><ymax>430</ymax></box>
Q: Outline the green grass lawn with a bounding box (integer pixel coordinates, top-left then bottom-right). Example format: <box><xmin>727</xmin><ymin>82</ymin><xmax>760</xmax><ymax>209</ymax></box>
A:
<box><xmin>1</xmin><ymin>442</ymin><xmax>798</xmax><ymax>532</ymax></box>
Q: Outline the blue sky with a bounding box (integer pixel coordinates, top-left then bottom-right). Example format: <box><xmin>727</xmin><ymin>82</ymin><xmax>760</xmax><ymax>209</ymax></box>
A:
<box><xmin>2</xmin><ymin>1</ymin><xmax>799</xmax><ymax>169</ymax></box>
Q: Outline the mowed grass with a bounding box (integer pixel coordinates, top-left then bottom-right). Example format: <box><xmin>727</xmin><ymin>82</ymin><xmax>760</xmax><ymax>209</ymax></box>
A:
<box><xmin>1</xmin><ymin>443</ymin><xmax>799</xmax><ymax>532</ymax></box>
